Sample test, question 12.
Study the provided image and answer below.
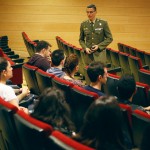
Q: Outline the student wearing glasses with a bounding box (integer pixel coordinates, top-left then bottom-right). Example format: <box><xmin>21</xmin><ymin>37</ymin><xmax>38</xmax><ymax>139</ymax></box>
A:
<box><xmin>79</xmin><ymin>4</ymin><xmax>113</xmax><ymax>65</ymax></box>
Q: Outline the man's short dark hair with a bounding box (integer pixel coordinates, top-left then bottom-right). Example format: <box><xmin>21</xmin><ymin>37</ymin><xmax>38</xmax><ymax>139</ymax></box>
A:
<box><xmin>36</xmin><ymin>40</ymin><xmax>51</xmax><ymax>52</ymax></box>
<box><xmin>117</xmin><ymin>74</ymin><xmax>136</xmax><ymax>100</ymax></box>
<box><xmin>51</xmin><ymin>49</ymin><xmax>65</xmax><ymax>66</ymax></box>
<box><xmin>87</xmin><ymin>61</ymin><xmax>105</xmax><ymax>82</ymax></box>
<box><xmin>87</xmin><ymin>4</ymin><xmax>97</xmax><ymax>11</ymax></box>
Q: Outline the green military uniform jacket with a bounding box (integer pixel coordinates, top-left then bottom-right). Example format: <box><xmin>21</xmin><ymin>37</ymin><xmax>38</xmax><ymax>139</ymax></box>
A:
<box><xmin>79</xmin><ymin>18</ymin><xmax>113</xmax><ymax>51</ymax></box>
<box><xmin>79</xmin><ymin>18</ymin><xmax>113</xmax><ymax>64</ymax></box>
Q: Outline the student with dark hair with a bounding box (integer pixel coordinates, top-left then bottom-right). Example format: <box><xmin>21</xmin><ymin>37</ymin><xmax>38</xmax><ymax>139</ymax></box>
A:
<box><xmin>117</xmin><ymin>74</ymin><xmax>148</xmax><ymax>111</ymax></box>
<box><xmin>62</xmin><ymin>54</ymin><xmax>84</xmax><ymax>86</ymax></box>
<box><xmin>31</xmin><ymin>87</ymin><xmax>76</xmax><ymax>136</ymax></box>
<box><xmin>27</xmin><ymin>40</ymin><xmax>51</xmax><ymax>71</ymax></box>
<box><xmin>73</xmin><ymin>96</ymin><xmax>128</xmax><ymax>150</ymax></box>
<box><xmin>84</xmin><ymin>61</ymin><xmax>107</xmax><ymax>96</ymax></box>
<box><xmin>46</xmin><ymin>49</ymin><xmax>66</xmax><ymax>77</ymax></box>
<box><xmin>79</xmin><ymin>4</ymin><xmax>113</xmax><ymax>65</ymax></box>
<box><xmin>0</xmin><ymin>57</ymin><xmax>29</xmax><ymax>113</ymax></box>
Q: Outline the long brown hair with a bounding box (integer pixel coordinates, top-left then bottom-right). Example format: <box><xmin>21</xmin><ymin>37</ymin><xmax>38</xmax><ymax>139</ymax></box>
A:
<box><xmin>63</xmin><ymin>54</ymin><xmax>79</xmax><ymax>78</ymax></box>
<box><xmin>73</xmin><ymin>96</ymin><xmax>127</xmax><ymax>150</ymax></box>
<box><xmin>31</xmin><ymin>87</ymin><xmax>75</xmax><ymax>132</ymax></box>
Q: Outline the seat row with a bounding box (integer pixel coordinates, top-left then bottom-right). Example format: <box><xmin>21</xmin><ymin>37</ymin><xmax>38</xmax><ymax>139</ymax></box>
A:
<box><xmin>106</xmin><ymin>48</ymin><xmax>150</xmax><ymax>84</ymax></box>
<box><xmin>23</xmin><ymin>63</ymin><xmax>99</xmax><ymax>130</ymax></box>
<box><xmin>106</xmin><ymin>73</ymin><xmax>150</xmax><ymax>107</ymax></box>
<box><xmin>0</xmin><ymin>36</ymin><xmax>24</xmax><ymax>86</ymax></box>
<box><xmin>56</xmin><ymin>36</ymin><xmax>150</xmax><ymax>85</ymax></box>
<box><xmin>22</xmin><ymin>32</ymin><xmax>38</xmax><ymax>57</ymax></box>
<box><xmin>118</xmin><ymin>42</ymin><xmax>150</xmax><ymax>68</ymax></box>
<box><xmin>119</xmin><ymin>103</ymin><xmax>150</xmax><ymax>148</ymax></box>
<box><xmin>0</xmin><ymin>97</ymin><xmax>94</xmax><ymax>150</ymax></box>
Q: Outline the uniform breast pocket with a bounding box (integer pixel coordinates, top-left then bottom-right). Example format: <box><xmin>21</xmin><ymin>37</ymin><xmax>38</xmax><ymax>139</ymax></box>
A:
<box><xmin>84</xmin><ymin>30</ymin><xmax>90</xmax><ymax>35</ymax></box>
<box><xmin>95</xmin><ymin>28</ymin><xmax>103</xmax><ymax>35</ymax></box>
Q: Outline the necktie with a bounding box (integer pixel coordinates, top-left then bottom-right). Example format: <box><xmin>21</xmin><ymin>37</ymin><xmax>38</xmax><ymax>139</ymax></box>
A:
<box><xmin>90</xmin><ymin>22</ymin><xmax>94</xmax><ymax>31</ymax></box>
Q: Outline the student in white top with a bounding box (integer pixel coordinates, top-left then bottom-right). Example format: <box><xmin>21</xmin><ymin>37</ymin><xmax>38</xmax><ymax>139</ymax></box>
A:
<box><xmin>0</xmin><ymin>57</ymin><xmax>30</xmax><ymax>113</ymax></box>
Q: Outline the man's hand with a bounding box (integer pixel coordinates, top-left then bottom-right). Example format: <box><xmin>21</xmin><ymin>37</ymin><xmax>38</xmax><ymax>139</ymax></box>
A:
<box><xmin>91</xmin><ymin>45</ymin><xmax>99</xmax><ymax>51</ymax></box>
<box><xmin>85</xmin><ymin>48</ymin><xmax>93</xmax><ymax>54</ymax></box>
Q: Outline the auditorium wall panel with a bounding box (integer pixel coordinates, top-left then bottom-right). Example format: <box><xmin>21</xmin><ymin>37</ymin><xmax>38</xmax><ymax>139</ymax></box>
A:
<box><xmin>0</xmin><ymin>0</ymin><xmax>149</xmax><ymax>57</ymax></box>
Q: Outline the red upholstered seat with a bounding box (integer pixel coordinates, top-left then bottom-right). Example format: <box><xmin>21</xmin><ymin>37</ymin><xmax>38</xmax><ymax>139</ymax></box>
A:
<box><xmin>48</xmin><ymin>130</ymin><xmax>95</xmax><ymax>150</ymax></box>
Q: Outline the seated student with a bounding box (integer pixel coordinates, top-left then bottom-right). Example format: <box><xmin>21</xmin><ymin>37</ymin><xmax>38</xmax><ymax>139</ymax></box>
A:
<box><xmin>31</xmin><ymin>87</ymin><xmax>76</xmax><ymax>136</ymax></box>
<box><xmin>84</xmin><ymin>61</ymin><xmax>107</xmax><ymax>96</ymax></box>
<box><xmin>73</xmin><ymin>96</ymin><xmax>129</xmax><ymax>150</ymax></box>
<box><xmin>0</xmin><ymin>57</ymin><xmax>29</xmax><ymax>113</ymax></box>
<box><xmin>62</xmin><ymin>54</ymin><xmax>84</xmax><ymax>86</ymax></box>
<box><xmin>27</xmin><ymin>40</ymin><xmax>51</xmax><ymax>71</ymax></box>
<box><xmin>47</xmin><ymin>49</ymin><xmax>66</xmax><ymax>77</ymax></box>
<box><xmin>117</xmin><ymin>74</ymin><xmax>148</xmax><ymax>111</ymax></box>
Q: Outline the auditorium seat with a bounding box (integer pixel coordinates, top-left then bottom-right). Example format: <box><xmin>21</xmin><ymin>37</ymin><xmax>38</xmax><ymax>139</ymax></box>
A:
<box><xmin>109</xmin><ymin>48</ymin><xmax>121</xmax><ymax>69</ymax></box>
<box><xmin>51</xmin><ymin>76</ymin><xmax>74</xmax><ymax>104</ymax></box>
<box><xmin>56</xmin><ymin>36</ymin><xmax>62</xmax><ymax>50</ymax></box>
<box><xmin>118</xmin><ymin>51</ymin><xmax>131</xmax><ymax>74</ymax></box>
<box><xmin>70</xmin><ymin>85</ymin><xmax>99</xmax><ymax>131</ymax></box>
<box><xmin>47</xmin><ymin>130</ymin><xmax>95</xmax><ymax>150</ymax></box>
<box><xmin>13</xmin><ymin>110</ymin><xmax>53</xmax><ymax>150</ymax></box>
<box><xmin>67</xmin><ymin>43</ymin><xmax>74</xmax><ymax>55</ymax></box>
<box><xmin>73</xmin><ymin>46</ymin><xmax>85</xmax><ymax>76</ymax></box>
<box><xmin>35</xmin><ymin>68</ymin><xmax>55</xmax><ymax>93</ymax></box>
<box><xmin>22</xmin><ymin>32</ymin><xmax>37</xmax><ymax>57</ymax></box>
<box><xmin>62</xmin><ymin>41</ymin><xmax>70</xmax><ymax>57</ymax></box>
<box><xmin>138</xmin><ymin>69</ymin><xmax>150</xmax><ymax>86</ymax></box>
<box><xmin>0</xmin><ymin>97</ymin><xmax>21</xmax><ymax>150</ymax></box>
<box><xmin>22</xmin><ymin>63</ymin><xmax>40</xmax><ymax>95</ymax></box>
<box><xmin>0</xmin><ymin>48</ymin><xmax>23</xmax><ymax>85</ymax></box>
<box><xmin>105</xmin><ymin>73</ymin><xmax>120</xmax><ymax>97</ymax></box>
<box><xmin>135</xmin><ymin>49</ymin><xmax>146</xmax><ymax>66</ymax></box>
<box><xmin>119</xmin><ymin>103</ymin><xmax>134</xmax><ymax>147</ymax></box>
<box><xmin>123</xmin><ymin>44</ymin><xmax>130</xmax><ymax>54</ymax></box>
<box><xmin>117</xmin><ymin>42</ymin><xmax>124</xmax><ymax>52</ymax></box>
<box><xmin>128</xmin><ymin>55</ymin><xmax>143</xmax><ymax>81</ymax></box>
<box><xmin>132</xmin><ymin>82</ymin><xmax>150</xmax><ymax>107</ymax></box>
<box><xmin>144</xmin><ymin>52</ymin><xmax>150</xmax><ymax>69</ymax></box>
<box><xmin>128</xmin><ymin>46</ymin><xmax>137</xmax><ymax>56</ymax></box>
<box><xmin>132</xmin><ymin>109</ymin><xmax>150</xmax><ymax>148</ymax></box>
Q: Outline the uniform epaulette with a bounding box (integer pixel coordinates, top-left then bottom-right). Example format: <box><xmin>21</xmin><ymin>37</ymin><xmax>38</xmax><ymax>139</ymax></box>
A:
<box><xmin>82</xmin><ymin>20</ymin><xmax>88</xmax><ymax>23</ymax></box>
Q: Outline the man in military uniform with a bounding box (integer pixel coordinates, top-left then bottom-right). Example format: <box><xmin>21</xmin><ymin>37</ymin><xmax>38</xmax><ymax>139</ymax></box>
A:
<box><xmin>79</xmin><ymin>4</ymin><xmax>113</xmax><ymax>65</ymax></box>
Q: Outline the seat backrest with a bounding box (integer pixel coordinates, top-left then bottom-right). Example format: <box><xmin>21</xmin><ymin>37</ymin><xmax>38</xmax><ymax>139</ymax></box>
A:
<box><xmin>135</xmin><ymin>49</ymin><xmax>146</xmax><ymax>66</ymax></box>
<box><xmin>119</xmin><ymin>103</ymin><xmax>134</xmax><ymax>146</ymax></box>
<box><xmin>22</xmin><ymin>63</ymin><xmax>40</xmax><ymax>95</ymax></box>
<box><xmin>128</xmin><ymin>47</ymin><xmax>137</xmax><ymax>56</ymax></box>
<box><xmin>132</xmin><ymin>109</ymin><xmax>150</xmax><ymax>147</ymax></box>
<box><xmin>13</xmin><ymin>110</ymin><xmax>53</xmax><ymax>150</ymax></box>
<box><xmin>117</xmin><ymin>42</ymin><xmax>124</xmax><ymax>52</ymax></box>
<box><xmin>22</xmin><ymin>32</ymin><xmax>36</xmax><ymax>57</ymax></box>
<box><xmin>73</xmin><ymin>46</ymin><xmax>85</xmax><ymax>76</ymax></box>
<box><xmin>0</xmin><ymin>97</ymin><xmax>21</xmax><ymax>150</ymax></box>
<box><xmin>70</xmin><ymin>85</ymin><xmax>99</xmax><ymax>131</ymax></box>
<box><xmin>47</xmin><ymin>130</ymin><xmax>95</xmax><ymax>150</ymax></box>
<box><xmin>132</xmin><ymin>82</ymin><xmax>149</xmax><ymax>107</ymax></box>
<box><xmin>144</xmin><ymin>52</ymin><xmax>150</xmax><ymax>68</ymax></box>
<box><xmin>62</xmin><ymin>41</ymin><xmax>70</xmax><ymax>57</ymax></box>
<box><xmin>118</xmin><ymin>51</ymin><xmax>131</xmax><ymax>74</ymax></box>
<box><xmin>67</xmin><ymin>44</ymin><xmax>74</xmax><ymax>55</ymax></box>
<box><xmin>105</xmin><ymin>73</ymin><xmax>120</xmax><ymax>97</ymax></box>
<box><xmin>128</xmin><ymin>55</ymin><xmax>143</xmax><ymax>81</ymax></box>
<box><xmin>35</xmin><ymin>68</ymin><xmax>55</xmax><ymax>93</ymax></box>
<box><xmin>124</xmin><ymin>44</ymin><xmax>131</xmax><ymax>54</ymax></box>
<box><xmin>139</xmin><ymin>69</ymin><xmax>150</xmax><ymax>87</ymax></box>
<box><xmin>52</xmin><ymin>76</ymin><xmax>74</xmax><ymax>104</ymax></box>
<box><xmin>109</xmin><ymin>48</ymin><xmax>120</xmax><ymax>68</ymax></box>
